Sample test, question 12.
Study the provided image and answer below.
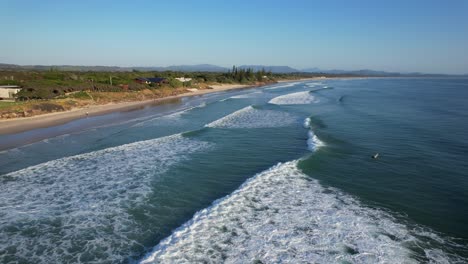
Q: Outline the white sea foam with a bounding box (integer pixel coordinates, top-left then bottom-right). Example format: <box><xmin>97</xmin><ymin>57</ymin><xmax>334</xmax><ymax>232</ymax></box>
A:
<box><xmin>205</xmin><ymin>106</ymin><xmax>296</xmax><ymax>129</ymax></box>
<box><xmin>230</xmin><ymin>91</ymin><xmax>263</xmax><ymax>99</ymax></box>
<box><xmin>132</xmin><ymin>102</ymin><xmax>207</xmax><ymax>128</ymax></box>
<box><xmin>264</xmin><ymin>82</ymin><xmax>301</xmax><ymax>90</ymax></box>
<box><xmin>141</xmin><ymin>160</ymin><xmax>454</xmax><ymax>264</ymax></box>
<box><xmin>0</xmin><ymin>148</ymin><xmax>21</xmax><ymax>155</ymax></box>
<box><xmin>306</xmin><ymin>82</ymin><xmax>323</xmax><ymax>87</ymax></box>
<box><xmin>132</xmin><ymin>112</ymin><xmax>184</xmax><ymax>128</ymax></box>
<box><xmin>303</xmin><ymin>117</ymin><xmax>311</xmax><ymax>128</ymax></box>
<box><xmin>269</xmin><ymin>91</ymin><xmax>317</xmax><ymax>105</ymax></box>
<box><xmin>303</xmin><ymin>117</ymin><xmax>325</xmax><ymax>151</ymax></box>
<box><xmin>307</xmin><ymin>130</ymin><xmax>325</xmax><ymax>151</ymax></box>
<box><xmin>0</xmin><ymin>134</ymin><xmax>212</xmax><ymax>263</ymax></box>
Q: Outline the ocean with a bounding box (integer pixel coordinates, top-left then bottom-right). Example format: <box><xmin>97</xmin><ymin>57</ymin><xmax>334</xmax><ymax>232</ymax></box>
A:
<box><xmin>0</xmin><ymin>78</ymin><xmax>467</xmax><ymax>263</ymax></box>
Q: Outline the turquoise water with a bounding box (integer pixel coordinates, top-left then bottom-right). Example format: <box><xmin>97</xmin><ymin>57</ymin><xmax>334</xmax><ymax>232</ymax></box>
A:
<box><xmin>0</xmin><ymin>78</ymin><xmax>467</xmax><ymax>263</ymax></box>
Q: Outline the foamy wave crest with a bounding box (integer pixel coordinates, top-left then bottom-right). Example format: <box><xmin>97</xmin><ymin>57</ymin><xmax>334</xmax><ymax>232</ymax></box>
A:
<box><xmin>230</xmin><ymin>91</ymin><xmax>263</xmax><ymax>99</ymax></box>
<box><xmin>141</xmin><ymin>161</ymin><xmax>455</xmax><ymax>264</ymax></box>
<box><xmin>0</xmin><ymin>148</ymin><xmax>21</xmax><ymax>155</ymax></box>
<box><xmin>307</xmin><ymin>130</ymin><xmax>325</xmax><ymax>151</ymax></box>
<box><xmin>205</xmin><ymin>106</ymin><xmax>296</xmax><ymax>129</ymax></box>
<box><xmin>264</xmin><ymin>82</ymin><xmax>300</xmax><ymax>90</ymax></box>
<box><xmin>303</xmin><ymin>117</ymin><xmax>311</xmax><ymax>128</ymax></box>
<box><xmin>0</xmin><ymin>134</ymin><xmax>212</xmax><ymax>263</ymax></box>
<box><xmin>306</xmin><ymin>82</ymin><xmax>323</xmax><ymax>87</ymax></box>
<box><xmin>303</xmin><ymin>117</ymin><xmax>325</xmax><ymax>151</ymax></box>
<box><xmin>132</xmin><ymin>112</ymin><xmax>184</xmax><ymax>128</ymax></box>
<box><xmin>269</xmin><ymin>91</ymin><xmax>317</xmax><ymax>105</ymax></box>
<box><xmin>133</xmin><ymin>102</ymin><xmax>206</xmax><ymax>127</ymax></box>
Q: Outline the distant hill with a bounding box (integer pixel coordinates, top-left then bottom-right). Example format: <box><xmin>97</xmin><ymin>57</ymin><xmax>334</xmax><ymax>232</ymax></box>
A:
<box><xmin>301</xmin><ymin>67</ymin><xmax>467</xmax><ymax>77</ymax></box>
<box><xmin>0</xmin><ymin>64</ymin><xmax>131</xmax><ymax>72</ymax></box>
<box><xmin>0</xmin><ymin>63</ymin><xmax>22</xmax><ymax>70</ymax></box>
<box><xmin>0</xmin><ymin>63</ymin><xmax>463</xmax><ymax>76</ymax></box>
<box><xmin>0</xmin><ymin>63</ymin><xmax>229</xmax><ymax>72</ymax></box>
<box><xmin>0</xmin><ymin>63</ymin><xmax>300</xmax><ymax>73</ymax></box>
<box><xmin>301</xmin><ymin>67</ymin><xmax>321</xmax><ymax>72</ymax></box>
<box><xmin>301</xmin><ymin>68</ymin><xmax>401</xmax><ymax>76</ymax></box>
<box><xmin>238</xmin><ymin>65</ymin><xmax>299</xmax><ymax>73</ymax></box>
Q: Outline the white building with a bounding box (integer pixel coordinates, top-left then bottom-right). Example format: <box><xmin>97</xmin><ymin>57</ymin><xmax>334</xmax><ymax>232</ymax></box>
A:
<box><xmin>175</xmin><ymin>77</ymin><xmax>192</xmax><ymax>82</ymax></box>
<box><xmin>0</xmin><ymin>85</ymin><xmax>21</xmax><ymax>100</ymax></box>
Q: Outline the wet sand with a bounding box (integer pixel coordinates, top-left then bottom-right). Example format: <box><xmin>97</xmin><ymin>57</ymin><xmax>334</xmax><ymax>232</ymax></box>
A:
<box><xmin>0</xmin><ymin>83</ymin><xmax>256</xmax><ymax>135</ymax></box>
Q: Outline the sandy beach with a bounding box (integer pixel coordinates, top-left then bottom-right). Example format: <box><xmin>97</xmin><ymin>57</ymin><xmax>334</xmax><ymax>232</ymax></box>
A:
<box><xmin>0</xmin><ymin>83</ymin><xmax>262</xmax><ymax>135</ymax></box>
<box><xmin>0</xmin><ymin>77</ymin><xmax>372</xmax><ymax>136</ymax></box>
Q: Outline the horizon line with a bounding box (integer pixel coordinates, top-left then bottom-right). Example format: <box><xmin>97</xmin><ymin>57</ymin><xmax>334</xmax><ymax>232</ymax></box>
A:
<box><xmin>1</xmin><ymin>62</ymin><xmax>466</xmax><ymax>76</ymax></box>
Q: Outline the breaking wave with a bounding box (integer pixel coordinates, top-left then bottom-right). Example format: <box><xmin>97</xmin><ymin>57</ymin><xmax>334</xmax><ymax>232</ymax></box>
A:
<box><xmin>230</xmin><ymin>91</ymin><xmax>263</xmax><ymax>99</ymax></box>
<box><xmin>205</xmin><ymin>106</ymin><xmax>296</xmax><ymax>129</ymax></box>
<box><xmin>140</xmin><ymin>160</ymin><xmax>457</xmax><ymax>264</ymax></box>
<box><xmin>307</xmin><ymin>130</ymin><xmax>325</xmax><ymax>151</ymax></box>
<box><xmin>0</xmin><ymin>134</ymin><xmax>212</xmax><ymax>263</ymax></box>
<box><xmin>310</xmin><ymin>86</ymin><xmax>333</xmax><ymax>93</ymax></box>
<box><xmin>306</xmin><ymin>82</ymin><xmax>323</xmax><ymax>87</ymax></box>
<box><xmin>304</xmin><ymin>118</ymin><xmax>325</xmax><ymax>151</ymax></box>
<box><xmin>132</xmin><ymin>102</ymin><xmax>207</xmax><ymax>128</ymax></box>
<box><xmin>303</xmin><ymin>117</ymin><xmax>312</xmax><ymax>128</ymax></box>
<box><xmin>269</xmin><ymin>91</ymin><xmax>317</xmax><ymax>105</ymax></box>
<box><xmin>264</xmin><ymin>82</ymin><xmax>301</xmax><ymax>90</ymax></box>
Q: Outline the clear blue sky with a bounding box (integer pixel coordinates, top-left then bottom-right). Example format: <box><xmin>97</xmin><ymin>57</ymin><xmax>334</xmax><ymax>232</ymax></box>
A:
<box><xmin>2</xmin><ymin>0</ymin><xmax>468</xmax><ymax>74</ymax></box>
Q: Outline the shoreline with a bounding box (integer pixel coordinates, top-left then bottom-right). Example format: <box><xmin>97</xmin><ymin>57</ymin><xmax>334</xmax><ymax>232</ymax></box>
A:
<box><xmin>0</xmin><ymin>82</ymin><xmax>274</xmax><ymax>135</ymax></box>
<box><xmin>0</xmin><ymin>76</ymin><xmax>373</xmax><ymax>136</ymax></box>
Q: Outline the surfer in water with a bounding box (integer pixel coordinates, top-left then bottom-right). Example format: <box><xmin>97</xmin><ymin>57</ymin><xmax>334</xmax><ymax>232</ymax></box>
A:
<box><xmin>372</xmin><ymin>153</ymin><xmax>379</xmax><ymax>159</ymax></box>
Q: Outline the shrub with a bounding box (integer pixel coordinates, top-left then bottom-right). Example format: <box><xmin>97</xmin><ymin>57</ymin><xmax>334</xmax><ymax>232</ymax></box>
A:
<box><xmin>68</xmin><ymin>91</ymin><xmax>92</xmax><ymax>100</ymax></box>
<box><xmin>168</xmin><ymin>78</ymin><xmax>183</xmax><ymax>88</ymax></box>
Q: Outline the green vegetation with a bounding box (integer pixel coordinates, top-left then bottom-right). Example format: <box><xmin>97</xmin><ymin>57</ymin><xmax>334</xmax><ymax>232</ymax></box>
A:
<box><xmin>66</xmin><ymin>91</ymin><xmax>92</xmax><ymax>100</ymax></box>
<box><xmin>228</xmin><ymin>66</ymin><xmax>269</xmax><ymax>83</ymax></box>
<box><xmin>1</xmin><ymin>67</ymin><xmax>281</xmax><ymax>100</ymax></box>
<box><xmin>0</xmin><ymin>101</ymin><xmax>19</xmax><ymax>109</ymax></box>
<box><xmin>0</xmin><ymin>67</ymin><xmax>349</xmax><ymax>118</ymax></box>
<box><xmin>168</xmin><ymin>78</ymin><xmax>183</xmax><ymax>88</ymax></box>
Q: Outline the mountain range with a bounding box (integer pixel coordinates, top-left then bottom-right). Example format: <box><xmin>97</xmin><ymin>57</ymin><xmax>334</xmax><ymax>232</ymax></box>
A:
<box><xmin>0</xmin><ymin>63</ymin><xmax>463</xmax><ymax>76</ymax></box>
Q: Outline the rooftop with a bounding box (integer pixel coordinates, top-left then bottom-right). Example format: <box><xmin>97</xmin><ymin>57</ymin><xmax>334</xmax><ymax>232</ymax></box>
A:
<box><xmin>0</xmin><ymin>85</ymin><xmax>20</xmax><ymax>89</ymax></box>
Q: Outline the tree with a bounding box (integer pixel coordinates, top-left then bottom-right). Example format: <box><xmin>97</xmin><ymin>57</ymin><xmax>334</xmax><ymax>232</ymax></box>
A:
<box><xmin>168</xmin><ymin>78</ymin><xmax>183</xmax><ymax>88</ymax></box>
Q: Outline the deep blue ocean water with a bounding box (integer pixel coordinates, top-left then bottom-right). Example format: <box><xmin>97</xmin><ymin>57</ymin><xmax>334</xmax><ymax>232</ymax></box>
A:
<box><xmin>0</xmin><ymin>78</ymin><xmax>467</xmax><ymax>263</ymax></box>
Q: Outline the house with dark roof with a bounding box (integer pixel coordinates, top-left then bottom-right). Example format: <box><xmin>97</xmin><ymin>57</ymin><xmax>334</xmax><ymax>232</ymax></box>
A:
<box><xmin>134</xmin><ymin>77</ymin><xmax>168</xmax><ymax>85</ymax></box>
